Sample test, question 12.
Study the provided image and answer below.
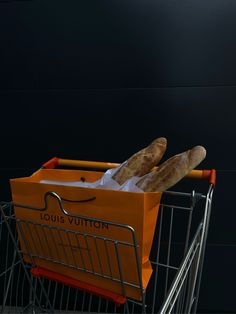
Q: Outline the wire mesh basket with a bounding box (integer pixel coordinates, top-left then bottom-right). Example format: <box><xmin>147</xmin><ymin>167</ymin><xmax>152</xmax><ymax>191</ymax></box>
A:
<box><xmin>0</xmin><ymin>158</ymin><xmax>215</xmax><ymax>313</ymax></box>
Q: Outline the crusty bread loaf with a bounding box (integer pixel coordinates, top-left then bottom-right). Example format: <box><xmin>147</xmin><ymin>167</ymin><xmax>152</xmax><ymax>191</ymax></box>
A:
<box><xmin>136</xmin><ymin>145</ymin><xmax>206</xmax><ymax>192</ymax></box>
<box><xmin>112</xmin><ymin>137</ymin><xmax>167</xmax><ymax>185</ymax></box>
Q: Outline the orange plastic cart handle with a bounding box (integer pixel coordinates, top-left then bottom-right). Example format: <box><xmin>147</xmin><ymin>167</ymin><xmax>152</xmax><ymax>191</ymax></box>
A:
<box><xmin>58</xmin><ymin>158</ymin><xmax>120</xmax><ymax>170</ymax></box>
<box><xmin>42</xmin><ymin>157</ymin><xmax>216</xmax><ymax>185</ymax></box>
<box><xmin>31</xmin><ymin>267</ymin><xmax>126</xmax><ymax>305</ymax></box>
<box><xmin>42</xmin><ymin>157</ymin><xmax>59</xmax><ymax>169</ymax></box>
<box><xmin>187</xmin><ymin>169</ymin><xmax>216</xmax><ymax>185</ymax></box>
<box><xmin>42</xmin><ymin>157</ymin><xmax>120</xmax><ymax>170</ymax></box>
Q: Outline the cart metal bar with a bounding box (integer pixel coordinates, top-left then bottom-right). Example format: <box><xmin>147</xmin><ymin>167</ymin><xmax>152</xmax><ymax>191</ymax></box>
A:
<box><xmin>151</xmin><ymin>203</ymin><xmax>164</xmax><ymax>313</ymax></box>
<box><xmin>151</xmin><ymin>262</ymin><xmax>178</xmax><ymax>271</ymax></box>
<box><xmin>0</xmin><ymin>204</ymin><xmax>54</xmax><ymax>313</ymax></box>
<box><xmin>12</xmin><ymin>191</ymin><xmax>139</xmax><ymax>233</ymax></box>
<box><xmin>190</xmin><ymin>184</ymin><xmax>214</xmax><ymax>313</ymax></box>
<box><xmin>164</xmin><ymin>207</ymin><xmax>174</xmax><ymax>298</ymax></box>
<box><xmin>158</xmin><ymin>223</ymin><xmax>203</xmax><ymax>314</ymax></box>
<box><xmin>175</xmin><ymin>190</ymin><xmax>195</xmax><ymax>313</ymax></box>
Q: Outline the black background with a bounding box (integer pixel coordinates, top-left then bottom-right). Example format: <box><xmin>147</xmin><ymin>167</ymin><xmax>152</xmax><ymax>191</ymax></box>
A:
<box><xmin>0</xmin><ymin>0</ymin><xmax>236</xmax><ymax>312</ymax></box>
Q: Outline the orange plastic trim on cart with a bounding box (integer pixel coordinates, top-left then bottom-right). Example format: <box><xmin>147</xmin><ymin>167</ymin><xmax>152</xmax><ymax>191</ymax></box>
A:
<box><xmin>187</xmin><ymin>169</ymin><xmax>216</xmax><ymax>186</ymax></box>
<box><xmin>41</xmin><ymin>158</ymin><xmax>216</xmax><ymax>186</ymax></box>
<box><xmin>203</xmin><ymin>169</ymin><xmax>216</xmax><ymax>186</ymax></box>
<box><xmin>31</xmin><ymin>267</ymin><xmax>126</xmax><ymax>306</ymax></box>
<box><xmin>42</xmin><ymin>157</ymin><xmax>59</xmax><ymax>169</ymax></box>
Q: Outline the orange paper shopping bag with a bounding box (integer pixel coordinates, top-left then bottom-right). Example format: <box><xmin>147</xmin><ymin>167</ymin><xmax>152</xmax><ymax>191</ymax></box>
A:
<box><xmin>10</xmin><ymin>168</ymin><xmax>162</xmax><ymax>301</ymax></box>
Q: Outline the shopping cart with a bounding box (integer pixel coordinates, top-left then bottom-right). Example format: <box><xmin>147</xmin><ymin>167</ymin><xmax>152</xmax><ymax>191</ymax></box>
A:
<box><xmin>0</xmin><ymin>158</ymin><xmax>216</xmax><ymax>314</ymax></box>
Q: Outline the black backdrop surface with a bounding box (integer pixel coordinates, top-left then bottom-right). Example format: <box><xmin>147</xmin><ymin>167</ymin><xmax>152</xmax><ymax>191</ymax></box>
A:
<box><xmin>1</xmin><ymin>0</ymin><xmax>236</xmax><ymax>312</ymax></box>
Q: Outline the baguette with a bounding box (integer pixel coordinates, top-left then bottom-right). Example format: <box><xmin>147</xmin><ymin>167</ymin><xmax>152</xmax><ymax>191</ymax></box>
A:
<box><xmin>136</xmin><ymin>145</ymin><xmax>206</xmax><ymax>192</ymax></box>
<box><xmin>112</xmin><ymin>137</ymin><xmax>167</xmax><ymax>185</ymax></box>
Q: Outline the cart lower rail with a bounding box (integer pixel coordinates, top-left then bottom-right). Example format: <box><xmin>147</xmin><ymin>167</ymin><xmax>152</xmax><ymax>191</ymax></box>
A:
<box><xmin>0</xmin><ymin>183</ymin><xmax>214</xmax><ymax>314</ymax></box>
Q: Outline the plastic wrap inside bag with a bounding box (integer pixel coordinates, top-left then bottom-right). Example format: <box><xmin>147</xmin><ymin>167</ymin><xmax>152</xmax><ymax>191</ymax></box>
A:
<box><xmin>120</xmin><ymin>176</ymin><xmax>143</xmax><ymax>192</ymax></box>
<box><xmin>39</xmin><ymin>162</ymin><xmax>143</xmax><ymax>192</ymax></box>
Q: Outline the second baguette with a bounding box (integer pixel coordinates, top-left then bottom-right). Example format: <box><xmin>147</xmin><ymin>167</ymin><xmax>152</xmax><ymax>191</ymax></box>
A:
<box><xmin>136</xmin><ymin>145</ymin><xmax>206</xmax><ymax>192</ymax></box>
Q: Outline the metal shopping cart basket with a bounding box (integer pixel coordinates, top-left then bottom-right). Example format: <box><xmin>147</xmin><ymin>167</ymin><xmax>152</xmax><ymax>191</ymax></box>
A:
<box><xmin>0</xmin><ymin>158</ymin><xmax>216</xmax><ymax>314</ymax></box>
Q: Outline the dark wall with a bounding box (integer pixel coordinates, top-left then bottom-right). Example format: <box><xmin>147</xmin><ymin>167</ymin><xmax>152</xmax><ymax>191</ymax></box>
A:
<box><xmin>1</xmin><ymin>0</ymin><xmax>236</xmax><ymax>312</ymax></box>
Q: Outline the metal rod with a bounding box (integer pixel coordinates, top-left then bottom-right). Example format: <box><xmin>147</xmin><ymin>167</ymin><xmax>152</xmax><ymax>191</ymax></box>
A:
<box><xmin>158</xmin><ymin>224</ymin><xmax>202</xmax><ymax>314</ymax></box>
<box><xmin>151</xmin><ymin>204</ymin><xmax>164</xmax><ymax>313</ymax></box>
<box><xmin>176</xmin><ymin>190</ymin><xmax>195</xmax><ymax>314</ymax></box>
<box><xmin>0</xmin><ymin>206</ymin><xmax>54</xmax><ymax>313</ymax></box>
<box><xmin>191</xmin><ymin>185</ymin><xmax>214</xmax><ymax>313</ymax></box>
<box><xmin>114</xmin><ymin>241</ymin><xmax>126</xmax><ymax>296</ymax></box>
<box><xmin>164</xmin><ymin>207</ymin><xmax>174</xmax><ymax>297</ymax></box>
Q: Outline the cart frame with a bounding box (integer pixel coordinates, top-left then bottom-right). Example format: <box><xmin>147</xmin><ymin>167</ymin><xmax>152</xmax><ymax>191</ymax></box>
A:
<box><xmin>0</xmin><ymin>158</ymin><xmax>215</xmax><ymax>314</ymax></box>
